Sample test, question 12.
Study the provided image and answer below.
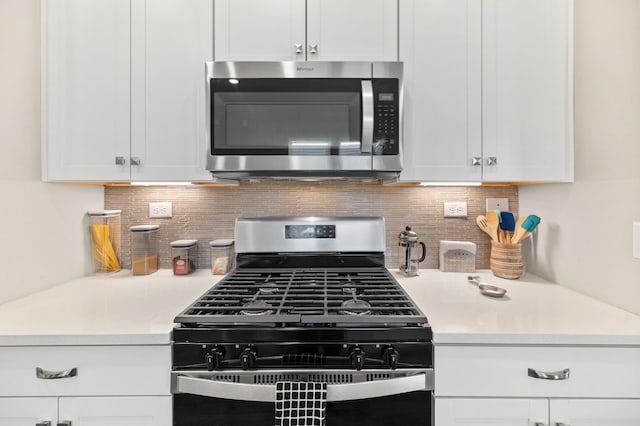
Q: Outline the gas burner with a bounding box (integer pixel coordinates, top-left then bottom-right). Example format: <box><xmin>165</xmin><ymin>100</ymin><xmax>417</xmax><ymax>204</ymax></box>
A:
<box><xmin>339</xmin><ymin>298</ymin><xmax>372</xmax><ymax>316</ymax></box>
<box><xmin>240</xmin><ymin>300</ymin><xmax>275</xmax><ymax>316</ymax></box>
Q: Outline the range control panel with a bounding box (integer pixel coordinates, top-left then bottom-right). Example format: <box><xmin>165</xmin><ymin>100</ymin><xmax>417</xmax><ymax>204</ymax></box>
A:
<box><xmin>372</xmin><ymin>79</ymin><xmax>399</xmax><ymax>156</ymax></box>
<box><xmin>285</xmin><ymin>224</ymin><xmax>336</xmax><ymax>239</ymax></box>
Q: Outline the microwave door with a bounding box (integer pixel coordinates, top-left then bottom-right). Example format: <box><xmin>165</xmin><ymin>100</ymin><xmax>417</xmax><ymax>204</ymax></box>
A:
<box><xmin>360</xmin><ymin>80</ymin><xmax>374</xmax><ymax>155</ymax></box>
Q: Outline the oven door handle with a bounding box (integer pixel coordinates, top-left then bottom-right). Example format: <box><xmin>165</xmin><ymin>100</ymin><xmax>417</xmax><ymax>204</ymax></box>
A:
<box><xmin>175</xmin><ymin>372</ymin><xmax>432</xmax><ymax>402</ymax></box>
<box><xmin>361</xmin><ymin>80</ymin><xmax>374</xmax><ymax>154</ymax></box>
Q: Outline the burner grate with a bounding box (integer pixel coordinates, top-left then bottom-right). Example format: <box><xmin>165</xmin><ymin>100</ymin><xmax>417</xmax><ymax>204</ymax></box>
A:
<box><xmin>175</xmin><ymin>268</ymin><xmax>427</xmax><ymax>325</ymax></box>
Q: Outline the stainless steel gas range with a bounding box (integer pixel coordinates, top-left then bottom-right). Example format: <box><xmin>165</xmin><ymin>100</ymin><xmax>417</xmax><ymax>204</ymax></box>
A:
<box><xmin>171</xmin><ymin>217</ymin><xmax>433</xmax><ymax>426</ymax></box>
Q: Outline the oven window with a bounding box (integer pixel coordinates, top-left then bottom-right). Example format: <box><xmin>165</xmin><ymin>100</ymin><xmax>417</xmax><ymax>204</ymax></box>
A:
<box><xmin>211</xmin><ymin>79</ymin><xmax>362</xmax><ymax>156</ymax></box>
<box><xmin>174</xmin><ymin>391</ymin><xmax>431</xmax><ymax>426</ymax></box>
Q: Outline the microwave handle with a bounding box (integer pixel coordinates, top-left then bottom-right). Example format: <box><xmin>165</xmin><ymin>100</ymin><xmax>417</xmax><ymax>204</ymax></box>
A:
<box><xmin>175</xmin><ymin>372</ymin><xmax>431</xmax><ymax>402</ymax></box>
<box><xmin>361</xmin><ymin>80</ymin><xmax>374</xmax><ymax>154</ymax></box>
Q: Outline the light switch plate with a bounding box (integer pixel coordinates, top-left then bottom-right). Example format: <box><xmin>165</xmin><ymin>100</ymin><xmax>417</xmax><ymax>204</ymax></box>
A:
<box><xmin>634</xmin><ymin>222</ymin><xmax>640</xmax><ymax>259</ymax></box>
<box><xmin>486</xmin><ymin>198</ymin><xmax>509</xmax><ymax>212</ymax></box>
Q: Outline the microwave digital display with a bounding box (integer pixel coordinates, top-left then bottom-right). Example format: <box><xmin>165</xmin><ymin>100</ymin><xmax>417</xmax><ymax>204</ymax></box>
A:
<box><xmin>378</xmin><ymin>93</ymin><xmax>394</xmax><ymax>102</ymax></box>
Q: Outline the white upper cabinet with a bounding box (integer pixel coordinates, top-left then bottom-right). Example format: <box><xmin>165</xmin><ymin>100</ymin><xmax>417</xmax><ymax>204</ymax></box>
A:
<box><xmin>131</xmin><ymin>0</ymin><xmax>213</xmax><ymax>182</ymax></box>
<box><xmin>399</xmin><ymin>0</ymin><xmax>482</xmax><ymax>182</ymax></box>
<box><xmin>214</xmin><ymin>0</ymin><xmax>306</xmax><ymax>61</ymax></box>
<box><xmin>399</xmin><ymin>0</ymin><xmax>573</xmax><ymax>183</ymax></box>
<box><xmin>214</xmin><ymin>0</ymin><xmax>398</xmax><ymax>62</ymax></box>
<box><xmin>482</xmin><ymin>0</ymin><xmax>574</xmax><ymax>182</ymax></box>
<box><xmin>305</xmin><ymin>0</ymin><xmax>398</xmax><ymax>61</ymax></box>
<box><xmin>42</xmin><ymin>0</ymin><xmax>131</xmax><ymax>182</ymax></box>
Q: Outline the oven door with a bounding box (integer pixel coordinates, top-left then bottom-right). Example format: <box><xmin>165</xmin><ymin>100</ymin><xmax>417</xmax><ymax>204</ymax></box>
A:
<box><xmin>206</xmin><ymin>62</ymin><xmax>375</xmax><ymax>174</ymax></box>
<box><xmin>172</xmin><ymin>369</ymin><xmax>433</xmax><ymax>426</ymax></box>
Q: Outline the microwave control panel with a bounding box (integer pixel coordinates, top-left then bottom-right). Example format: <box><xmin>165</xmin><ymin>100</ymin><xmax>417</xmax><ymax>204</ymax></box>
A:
<box><xmin>372</xmin><ymin>79</ymin><xmax>399</xmax><ymax>156</ymax></box>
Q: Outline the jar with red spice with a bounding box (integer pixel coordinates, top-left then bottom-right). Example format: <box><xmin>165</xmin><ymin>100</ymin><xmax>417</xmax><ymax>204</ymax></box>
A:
<box><xmin>170</xmin><ymin>239</ymin><xmax>197</xmax><ymax>275</ymax></box>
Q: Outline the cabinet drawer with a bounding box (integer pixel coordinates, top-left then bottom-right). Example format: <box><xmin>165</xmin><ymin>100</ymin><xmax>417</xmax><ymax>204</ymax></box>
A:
<box><xmin>435</xmin><ymin>345</ymin><xmax>640</xmax><ymax>398</ymax></box>
<box><xmin>0</xmin><ymin>345</ymin><xmax>170</xmax><ymax>396</ymax></box>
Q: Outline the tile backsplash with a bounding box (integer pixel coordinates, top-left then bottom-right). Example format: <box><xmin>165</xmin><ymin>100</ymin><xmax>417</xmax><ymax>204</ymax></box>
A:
<box><xmin>105</xmin><ymin>182</ymin><xmax>518</xmax><ymax>271</ymax></box>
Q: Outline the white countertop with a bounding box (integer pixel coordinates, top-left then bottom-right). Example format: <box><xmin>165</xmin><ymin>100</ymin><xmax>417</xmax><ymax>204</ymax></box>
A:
<box><xmin>394</xmin><ymin>270</ymin><xmax>640</xmax><ymax>346</ymax></box>
<box><xmin>0</xmin><ymin>269</ymin><xmax>638</xmax><ymax>347</ymax></box>
<box><xmin>0</xmin><ymin>270</ymin><xmax>221</xmax><ymax>346</ymax></box>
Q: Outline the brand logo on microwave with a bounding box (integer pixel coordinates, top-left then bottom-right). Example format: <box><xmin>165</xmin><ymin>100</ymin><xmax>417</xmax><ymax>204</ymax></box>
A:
<box><xmin>296</xmin><ymin>66</ymin><xmax>315</xmax><ymax>71</ymax></box>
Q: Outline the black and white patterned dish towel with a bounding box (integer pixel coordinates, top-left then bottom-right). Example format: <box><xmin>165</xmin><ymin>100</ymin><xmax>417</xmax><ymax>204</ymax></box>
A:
<box><xmin>275</xmin><ymin>381</ymin><xmax>327</xmax><ymax>426</ymax></box>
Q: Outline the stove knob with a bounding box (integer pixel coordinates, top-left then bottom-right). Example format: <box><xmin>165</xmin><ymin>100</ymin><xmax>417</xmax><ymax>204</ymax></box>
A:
<box><xmin>350</xmin><ymin>347</ymin><xmax>365</xmax><ymax>371</ymax></box>
<box><xmin>240</xmin><ymin>346</ymin><xmax>257</xmax><ymax>370</ymax></box>
<box><xmin>206</xmin><ymin>346</ymin><xmax>225</xmax><ymax>371</ymax></box>
<box><xmin>383</xmin><ymin>346</ymin><xmax>399</xmax><ymax>370</ymax></box>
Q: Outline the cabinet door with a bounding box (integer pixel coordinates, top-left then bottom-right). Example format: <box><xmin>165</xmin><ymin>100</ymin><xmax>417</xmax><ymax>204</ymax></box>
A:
<box><xmin>306</xmin><ymin>0</ymin><xmax>397</xmax><ymax>61</ymax></box>
<box><xmin>42</xmin><ymin>0</ymin><xmax>131</xmax><ymax>182</ymax></box>
<box><xmin>0</xmin><ymin>397</ymin><xmax>57</xmax><ymax>426</ymax></box>
<box><xmin>214</xmin><ymin>0</ymin><xmax>305</xmax><ymax>61</ymax></box>
<box><xmin>436</xmin><ymin>398</ymin><xmax>548</xmax><ymax>426</ymax></box>
<box><xmin>482</xmin><ymin>0</ymin><xmax>573</xmax><ymax>182</ymax></box>
<box><xmin>551</xmin><ymin>399</ymin><xmax>640</xmax><ymax>425</ymax></box>
<box><xmin>398</xmin><ymin>0</ymin><xmax>482</xmax><ymax>182</ymax></box>
<box><xmin>131</xmin><ymin>0</ymin><xmax>213</xmax><ymax>182</ymax></box>
<box><xmin>58</xmin><ymin>396</ymin><xmax>171</xmax><ymax>426</ymax></box>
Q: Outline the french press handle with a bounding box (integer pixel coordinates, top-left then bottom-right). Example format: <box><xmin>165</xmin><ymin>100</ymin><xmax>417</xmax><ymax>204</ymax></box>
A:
<box><xmin>418</xmin><ymin>241</ymin><xmax>426</xmax><ymax>262</ymax></box>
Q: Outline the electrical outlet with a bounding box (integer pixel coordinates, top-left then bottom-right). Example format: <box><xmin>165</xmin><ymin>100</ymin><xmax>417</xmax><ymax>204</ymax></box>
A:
<box><xmin>149</xmin><ymin>202</ymin><xmax>172</xmax><ymax>218</ymax></box>
<box><xmin>634</xmin><ymin>222</ymin><xmax>640</xmax><ymax>259</ymax></box>
<box><xmin>486</xmin><ymin>198</ymin><xmax>509</xmax><ymax>212</ymax></box>
<box><xmin>444</xmin><ymin>201</ymin><xmax>468</xmax><ymax>218</ymax></box>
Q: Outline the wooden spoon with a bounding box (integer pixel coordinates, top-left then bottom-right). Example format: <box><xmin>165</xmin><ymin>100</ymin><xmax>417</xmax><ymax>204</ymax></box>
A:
<box><xmin>485</xmin><ymin>210</ymin><xmax>500</xmax><ymax>242</ymax></box>
<box><xmin>510</xmin><ymin>216</ymin><xmax>528</xmax><ymax>244</ymax></box>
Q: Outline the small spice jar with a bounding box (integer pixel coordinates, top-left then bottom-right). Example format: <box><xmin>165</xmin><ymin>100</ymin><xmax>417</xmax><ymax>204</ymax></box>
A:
<box><xmin>130</xmin><ymin>225</ymin><xmax>160</xmax><ymax>275</ymax></box>
<box><xmin>170</xmin><ymin>239</ymin><xmax>197</xmax><ymax>275</ymax></box>
<box><xmin>88</xmin><ymin>210</ymin><xmax>122</xmax><ymax>273</ymax></box>
<box><xmin>209</xmin><ymin>239</ymin><xmax>234</xmax><ymax>275</ymax></box>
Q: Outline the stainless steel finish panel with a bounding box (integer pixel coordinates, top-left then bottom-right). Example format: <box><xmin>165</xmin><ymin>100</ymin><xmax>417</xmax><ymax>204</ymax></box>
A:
<box><xmin>373</xmin><ymin>62</ymin><xmax>403</xmax><ymax>79</ymax></box>
<box><xmin>207</xmin><ymin>61</ymin><xmax>373</xmax><ymax>79</ymax></box>
<box><xmin>172</xmin><ymin>369</ymin><xmax>434</xmax><ymax>402</ymax></box>
<box><xmin>372</xmin><ymin>155</ymin><xmax>402</xmax><ymax>171</ymax></box>
<box><xmin>207</xmin><ymin>154</ymin><xmax>372</xmax><ymax>172</ymax></box>
<box><xmin>361</xmin><ymin>80</ymin><xmax>374</xmax><ymax>154</ymax></box>
<box><xmin>234</xmin><ymin>216</ymin><xmax>385</xmax><ymax>253</ymax></box>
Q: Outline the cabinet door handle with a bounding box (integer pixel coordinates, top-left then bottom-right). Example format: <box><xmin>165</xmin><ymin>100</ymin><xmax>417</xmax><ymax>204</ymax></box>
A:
<box><xmin>36</xmin><ymin>422</ymin><xmax>51</xmax><ymax>426</ymax></box>
<box><xmin>294</xmin><ymin>43</ymin><xmax>303</xmax><ymax>54</ymax></box>
<box><xmin>36</xmin><ymin>367</ymin><xmax>78</xmax><ymax>380</ymax></box>
<box><xmin>556</xmin><ymin>423</ymin><xmax>570</xmax><ymax>426</ymax></box>
<box><xmin>130</xmin><ymin>157</ymin><xmax>141</xmax><ymax>166</ymax></box>
<box><xmin>309</xmin><ymin>44</ymin><xmax>318</xmax><ymax>54</ymax></box>
<box><xmin>57</xmin><ymin>422</ymin><xmax>72</xmax><ymax>426</ymax></box>
<box><xmin>486</xmin><ymin>156</ymin><xmax>498</xmax><ymax>166</ymax></box>
<box><xmin>115</xmin><ymin>156</ymin><xmax>126</xmax><ymax>166</ymax></box>
<box><xmin>527</xmin><ymin>367</ymin><xmax>570</xmax><ymax>380</ymax></box>
<box><xmin>472</xmin><ymin>156</ymin><xmax>482</xmax><ymax>166</ymax></box>
<box><xmin>535</xmin><ymin>423</ymin><xmax>548</xmax><ymax>426</ymax></box>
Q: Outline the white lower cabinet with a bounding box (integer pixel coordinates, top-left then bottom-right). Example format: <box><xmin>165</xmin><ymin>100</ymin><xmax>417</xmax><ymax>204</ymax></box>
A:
<box><xmin>0</xmin><ymin>396</ymin><xmax>171</xmax><ymax>426</ymax></box>
<box><xmin>436</xmin><ymin>398</ymin><xmax>640</xmax><ymax>426</ymax></box>
<box><xmin>435</xmin><ymin>345</ymin><xmax>640</xmax><ymax>426</ymax></box>
<box><xmin>0</xmin><ymin>345</ymin><xmax>172</xmax><ymax>426</ymax></box>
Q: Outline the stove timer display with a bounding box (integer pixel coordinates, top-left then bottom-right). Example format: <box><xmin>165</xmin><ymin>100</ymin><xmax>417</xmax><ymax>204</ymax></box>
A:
<box><xmin>285</xmin><ymin>224</ymin><xmax>336</xmax><ymax>239</ymax></box>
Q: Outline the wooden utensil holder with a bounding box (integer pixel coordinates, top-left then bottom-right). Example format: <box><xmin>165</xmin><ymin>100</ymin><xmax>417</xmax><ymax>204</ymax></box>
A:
<box><xmin>490</xmin><ymin>241</ymin><xmax>524</xmax><ymax>279</ymax></box>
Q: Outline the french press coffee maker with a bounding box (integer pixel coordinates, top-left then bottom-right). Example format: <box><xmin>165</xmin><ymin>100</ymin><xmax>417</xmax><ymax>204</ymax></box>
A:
<box><xmin>398</xmin><ymin>226</ymin><xmax>426</xmax><ymax>277</ymax></box>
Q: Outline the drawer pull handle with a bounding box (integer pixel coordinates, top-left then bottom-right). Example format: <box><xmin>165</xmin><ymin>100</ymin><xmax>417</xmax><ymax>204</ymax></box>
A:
<box><xmin>527</xmin><ymin>367</ymin><xmax>570</xmax><ymax>380</ymax></box>
<box><xmin>535</xmin><ymin>423</ymin><xmax>548</xmax><ymax>426</ymax></box>
<box><xmin>57</xmin><ymin>422</ymin><xmax>72</xmax><ymax>426</ymax></box>
<box><xmin>36</xmin><ymin>422</ymin><xmax>51</xmax><ymax>426</ymax></box>
<box><xmin>556</xmin><ymin>423</ymin><xmax>570</xmax><ymax>426</ymax></box>
<box><xmin>36</xmin><ymin>367</ymin><xmax>78</xmax><ymax>380</ymax></box>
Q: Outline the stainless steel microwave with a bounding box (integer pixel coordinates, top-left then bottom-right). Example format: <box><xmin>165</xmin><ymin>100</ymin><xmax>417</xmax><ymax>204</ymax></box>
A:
<box><xmin>205</xmin><ymin>61</ymin><xmax>402</xmax><ymax>182</ymax></box>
